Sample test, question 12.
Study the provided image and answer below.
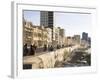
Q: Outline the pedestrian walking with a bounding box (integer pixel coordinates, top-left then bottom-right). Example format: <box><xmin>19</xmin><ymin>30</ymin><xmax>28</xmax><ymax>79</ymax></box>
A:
<box><xmin>29</xmin><ymin>45</ymin><xmax>35</xmax><ymax>55</ymax></box>
<box><xmin>23</xmin><ymin>44</ymin><xmax>28</xmax><ymax>56</ymax></box>
<box><xmin>43</xmin><ymin>44</ymin><xmax>47</xmax><ymax>51</ymax></box>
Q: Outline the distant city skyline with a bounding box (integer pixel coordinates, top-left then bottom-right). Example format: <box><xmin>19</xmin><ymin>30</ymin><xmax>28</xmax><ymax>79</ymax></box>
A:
<box><xmin>23</xmin><ymin>10</ymin><xmax>92</xmax><ymax>38</ymax></box>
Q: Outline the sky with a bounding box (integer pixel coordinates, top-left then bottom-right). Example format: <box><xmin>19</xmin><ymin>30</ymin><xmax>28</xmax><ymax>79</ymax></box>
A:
<box><xmin>23</xmin><ymin>10</ymin><xmax>92</xmax><ymax>37</ymax></box>
<box><xmin>23</xmin><ymin>10</ymin><xmax>40</xmax><ymax>25</ymax></box>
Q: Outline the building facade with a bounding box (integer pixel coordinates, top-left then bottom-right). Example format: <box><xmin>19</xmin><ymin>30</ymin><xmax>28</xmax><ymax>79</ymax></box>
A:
<box><xmin>32</xmin><ymin>26</ymin><xmax>50</xmax><ymax>48</ymax></box>
<box><xmin>59</xmin><ymin>28</ymin><xmax>65</xmax><ymax>46</ymax></box>
<box><xmin>40</xmin><ymin>11</ymin><xmax>54</xmax><ymax>44</ymax></box>
<box><xmin>82</xmin><ymin>32</ymin><xmax>88</xmax><ymax>41</ymax></box>
<box><xmin>40</xmin><ymin>11</ymin><xmax>53</xmax><ymax>28</ymax></box>
<box><xmin>23</xmin><ymin>20</ymin><xmax>52</xmax><ymax>48</ymax></box>
<box><xmin>66</xmin><ymin>36</ymin><xmax>73</xmax><ymax>46</ymax></box>
<box><xmin>23</xmin><ymin>21</ymin><xmax>33</xmax><ymax>46</ymax></box>
<box><xmin>81</xmin><ymin>32</ymin><xmax>91</xmax><ymax>47</ymax></box>
<box><xmin>87</xmin><ymin>37</ymin><xmax>91</xmax><ymax>45</ymax></box>
<box><xmin>73</xmin><ymin>35</ymin><xmax>81</xmax><ymax>44</ymax></box>
<box><xmin>52</xmin><ymin>27</ymin><xmax>65</xmax><ymax>47</ymax></box>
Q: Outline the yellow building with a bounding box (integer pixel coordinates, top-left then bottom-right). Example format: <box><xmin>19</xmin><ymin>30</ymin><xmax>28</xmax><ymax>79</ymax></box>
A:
<box><xmin>23</xmin><ymin>20</ymin><xmax>52</xmax><ymax>48</ymax></box>
<box><xmin>32</xmin><ymin>26</ymin><xmax>49</xmax><ymax>48</ymax></box>
<box><xmin>64</xmin><ymin>36</ymin><xmax>73</xmax><ymax>46</ymax></box>
<box><xmin>46</xmin><ymin>28</ymin><xmax>52</xmax><ymax>46</ymax></box>
<box><xmin>53</xmin><ymin>27</ymin><xmax>59</xmax><ymax>47</ymax></box>
<box><xmin>59</xmin><ymin>28</ymin><xmax>65</xmax><ymax>47</ymax></box>
<box><xmin>73</xmin><ymin>35</ymin><xmax>81</xmax><ymax>45</ymax></box>
<box><xmin>23</xmin><ymin>20</ymin><xmax>66</xmax><ymax>48</ymax></box>
<box><xmin>53</xmin><ymin>27</ymin><xmax>65</xmax><ymax>47</ymax></box>
<box><xmin>23</xmin><ymin>21</ymin><xmax>33</xmax><ymax>46</ymax></box>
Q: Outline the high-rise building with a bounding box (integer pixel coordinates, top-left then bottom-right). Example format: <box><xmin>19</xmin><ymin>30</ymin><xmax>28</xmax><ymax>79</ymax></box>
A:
<box><xmin>40</xmin><ymin>11</ymin><xmax>54</xmax><ymax>45</ymax></box>
<box><xmin>88</xmin><ymin>37</ymin><xmax>91</xmax><ymax>45</ymax></box>
<box><xmin>40</xmin><ymin>11</ymin><xmax>53</xmax><ymax>28</ymax></box>
<box><xmin>82</xmin><ymin>32</ymin><xmax>88</xmax><ymax>41</ymax></box>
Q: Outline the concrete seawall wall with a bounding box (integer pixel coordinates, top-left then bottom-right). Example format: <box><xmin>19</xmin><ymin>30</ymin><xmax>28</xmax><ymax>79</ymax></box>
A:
<box><xmin>23</xmin><ymin>46</ymin><xmax>79</xmax><ymax>69</ymax></box>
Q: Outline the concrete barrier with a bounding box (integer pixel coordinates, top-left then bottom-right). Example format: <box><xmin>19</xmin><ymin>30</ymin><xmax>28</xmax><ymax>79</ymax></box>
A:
<box><xmin>23</xmin><ymin>45</ymin><xmax>79</xmax><ymax>69</ymax></box>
